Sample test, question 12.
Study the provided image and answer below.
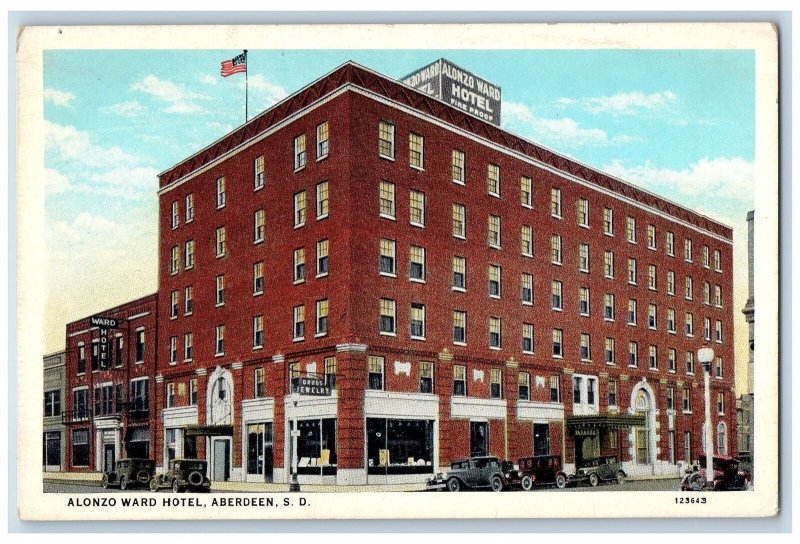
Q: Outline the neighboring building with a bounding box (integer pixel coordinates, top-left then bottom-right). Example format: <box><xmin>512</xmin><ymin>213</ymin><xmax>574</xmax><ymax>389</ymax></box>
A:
<box><xmin>43</xmin><ymin>350</ymin><xmax>66</xmax><ymax>471</ymax></box>
<box><xmin>62</xmin><ymin>294</ymin><xmax>158</xmax><ymax>472</ymax></box>
<box><xmin>738</xmin><ymin>210</ymin><xmax>755</xmax><ymax>473</ymax></box>
<box><xmin>153</xmin><ymin>60</ymin><xmax>736</xmax><ymax>485</ymax></box>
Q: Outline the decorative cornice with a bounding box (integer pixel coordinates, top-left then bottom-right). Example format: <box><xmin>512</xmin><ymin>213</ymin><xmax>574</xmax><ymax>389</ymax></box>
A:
<box><xmin>195</xmin><ymin>367</ymin><xmax>207</xmax><ymax>376</ymax></box>
<box><xmin>438</xmin><ymin>348</ymin><xmax>453</xmax><ymax>362</ymax></box>
<box><xmin>563</xmin><ymin>368</ymin><xmax>574</xmax><ymax>375</ymax></box>
<box><xmin>336</xmin><ymin>343</ymin><xmax>368</xmax><ymax>353</ymax></box>
<box><xmin>598</xmin><ymin>372</ymin><xmax>609</xmax><ymax>380</ymax></box>
<box><xmin>505</xmin><ymin>357</ymin><xmax>518</xmax><ymax>369</ymax></box>
<box><xmin>231</xmin><ymin>362</ymin><xmax>243</xmax><ymax>370</ymax></box>
<box><xmin>677</xmin><ymin>380</ymin><xmax>685</xmax><ymax>387</ymax></box>
<box><xmin>272</xmin><ymin>354</ymin><xmax>285</xmax><ymax>364</ymax></box>
<box><xmin>155</xmin><ymin>375</ymin><xmax>164</xmax><ymax>384</ymax></box>
<box><xmin>620</xmin><ymin>374</ymin><xmax>630</xmax><ymax>382</ymax></box>
<box><xmin>659</xmin><ymin>378</ymin><xmax>668</xmax><ymax>385</ymax></box>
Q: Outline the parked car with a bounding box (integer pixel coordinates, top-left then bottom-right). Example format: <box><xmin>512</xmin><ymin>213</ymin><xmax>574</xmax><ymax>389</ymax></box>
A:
<box><xmin>150</xmin><ymin>459</ymin><xmax>211</xmax><ymax>493</ymax></box>
<box><xmin>569</xmin><ymin>456</ymin><xmax>626</xmax><ymax>487</ymax></box>
<box><xmin>680</xmin><ymin>455</ymin><xmax>751</xmax><ymax>491</ymax></box>
<box><xmin>101</xmin><ymin>458</ymin><xmax>156</xmax><ymax>491</ymax></box>
<box><xmin>426</xmin><ymin>456</ymin><xmax>506</xmax><ymax>492</ymax></box>
<box><xmin>510</xmin><ymin>455</ymin><xmax>570</xmax><ymax>490</ymax></box>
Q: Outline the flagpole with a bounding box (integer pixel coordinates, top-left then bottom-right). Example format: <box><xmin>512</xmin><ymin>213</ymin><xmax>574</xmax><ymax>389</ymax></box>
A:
<box><xmin>244</xmin><ymin>49</ymin><xmax>248</xmax><ymax>123</ymax></box>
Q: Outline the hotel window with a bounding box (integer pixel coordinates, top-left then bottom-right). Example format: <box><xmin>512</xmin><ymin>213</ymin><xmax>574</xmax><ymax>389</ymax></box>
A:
<box><xmin>254</xmin><ymin>155</ymin><xmax>265</xmax><ymax>189</ymax></box>
<box><xmin>171</xmin><ymin>201</ymin><xmax>179</xmax><ymax>229</ymax></box>
<box><xmin>685</xmin><ymin>276</ymin><xmax>694</xmax><ymax>300</ymax></box>
<box><xmin>714</xmin><ymin>285</ymin><xmax>722</xmax><ymax>308</ymax></box>
<box><xmin>409</xmin><ymin>133</ymin><xmax>424</xmax><ymax>169</ymax></box>
<box><xmin>686</xmin><ymin>351</ymin><xmax>695</xmax><ymax>374</ymax></box>
<box><xmin>184</xmin><ymin>240</ymin><xmax>195</xmax><ymax>269</ymax></box>
<box><xmin>419</xmin><ymin>361</ymin><xmax>434</xmax><ymax>394</ymax></box>
<box><xmin>518</xmin><ymin>372</ymin><xmax>531</xmax><ymax>400</ymax></box>
<box><xmin>648</xmin><ymin>265</ymin><xmax>657</xmax><ymax>290</ymax></box>
<box><xmin>379</xmin><ymin>181</ymin><xmax>395</xmax><ymax>219</ymax></box>
<box><xmin>627</xmin><ymin>258</ymin><xmax>637</xmax><ymax>284</ymax></box>
<box><xmin>488</xmin><ymin>215</ymin><xmax>501</xmax><ymax>248</ymax></box>
<box><xmin>378</xmin><ymin>121</ymin><xmax>395</xmax><ymax>159</ymax></box>
<box><xmin>603</xmin><ymin>250</ymin><xmax>614</xmax><ymax>278</ymax></box>
<box><xmin>577</xmin><ymin>198</ymin><xmax>589</xmax><ymax>227</ymax></box>
<box><xmin>170</xmin><ymin>290</ymin><xmax>179</xmax><ymax>318</ymax></box>
<box><xmin>551</xmin><ymin>234</ymin><xmax>562</xmax><ymax>264</ymax></box>
<box><xmin>317</xmin><ymin>239</ymin><xmax>329</xmax><ymax>277</ymax></box>
<box><xmin>647</xmin><ymin>224</ymin><xmax>656</xmax><ymax>250</ymax></box>
<box><xmin>170</xmin><ymin>245</ymin><xmax>180</xmax><ymax>274</ymax></box>
<box><xmin>184</xmin><ymin>286</ymin><xmax>193</xmax><ymax>315</ymax></box>
<box><xmin>587</xmin><ymin>378</ymin><xmax>596</xmax><ymax>405</ymax></box>
<box><xmin>368</xmin><ymin>356</ymin><xmax>385</xmax><ymax>390</ymax></box>
<box><xmin>666</xmin><ymin>231</ymin><xmax>675</xmax><ymax>256</ymax></box>
<box><xmin>254</xmin><ymin>368</ymin><xmax>265</xmax><ymax>398</ymax></box>
<box><xmin>579</xmin><ymin>287</ymin><xmax>590</xmax><ymax>316</ymax></box>
<box><xmin>453</xmin><ymin>365</ymin><xmax>467</xmax><ymax>396</ymax></box>
<box><xmin>253</xmin><ymin>262</ymin><xmax>264</xmax><ymax>295</ymax></box>
<box><xmin>293</xmin><ymin>305</ymin><xmax>305</xmax><ymax>340</ymax></box>
<box><xmin>452</xmin><ymin>256</ymin><xmax>466</xmax><ymax>290</ymax></box>
<box><xmin>522</xmin><ymin>323</ymin><xmax>534</xmax><ymax>353</ymax></box>
<box><xmin>91</xmin><ymin>342</ymin><xmax>98</xmax><ymax>371</ymax></box>
<box><xmin>603</xmin><ymin>207</ymin><xmax>614</xmax><ymax>235</ymax></box>
<box><xmin>715</xmin><ymin>320</ymin><xmax>723</xmax><ymax>343</ymax></box>
<box><xmin>552</xmin><ymin>329</ymin><xmax>564</xmax><ymax>358</ymax></box>
<box><xmin>704</xmin><ymin>317</ymin><xmax>712</xmax><ymax>341</ymax></box>
<box><xmin>703</xmin><ymin>282</ymin><xmax>711</xmax><ymax>305</ymax></box>
<box><xmin>409</xmin><ymin>190</ymin><xmax>425</xmax><ymax>227</ymax></box>
<box><xmin>254</xmin><ymin>209</ymin><xmax>265</xmax><ymax>243</ymax></box>
<box><xmin>294</xmin><ymin>134</ymin><xmax>307</xmax><ymax>170</ymax></box>
<box><xmin>667</xmin><ymin>308</ymin><xmax>676</xmax><ymax>333</ymax></box>
<box><xmin>185</xmin><ymin>193</ymin><xmax>194</xmax><ymax>222</ymax></box>
<box><xmin>520</xmin><ymin>176</ymin><xmax>532</xmax><ymax>207</ymax></box>
<box><xmin>572</xmin><ymin>377</ymin><xmax>582</xmax><ymax>404</ymax></box>
<box><xmin>608</xmin><ymin>380</ymin><xmax>618</xmax><ymax>407</ymax></box>
<box><xmin>489</xmin><ymin>265</ymin><xmax>502</xmax><ymax>298</ymax></box>
<box><xmin>379</xmin><ymin>239</ymin><xmax>396</xmax><ymax>276</ymax></box>
<box><xmin>114</xmin><ymin>336</ymin><xmax>123</xmax><ymax>367</ymax></box>
<box><xmin>603</xmin><ymin>293</ymin><xmax>615</xmax><ymax>321</ymax></box>
<box><xmin>714</xmin><ymin>250</ymin><xmax>722</xmax><ymax>272</ymax></box>
<box><xmin>551</xmin><ymin>280</ymin><xmax>562</xmax><ymax>310</ymax></box>
<box><xmin>169</xmin><ymin>337</ymin><xmax>177</xmax><ymax>365</ymax></box>
<box><xmin>666</xmin><ymin>270</ymin><xmax>675</xmax><ymax>295</ymax></box>
<box><xmin>648</xmin><ymin>304</ymin><xmax>657</xmax><ymax>329</ymax></box>
<box><xmin>215</xmin><ymin>325</ymin><xmax>225</xmax><ymax>355</ymax></box>
<box><xmin>379</xmin><ymin>298</ymin><xmax>396</xmax><ymax>335</ymax></box>
<box><xmin>184</xmin><ymin>333</ymin><xmax>193</xmax><ymax>361</ymax></box>
<box><xmin>452</xmin><ymin>203</ymin><xmax>466</xmax><ymax>238</ymax></box>
<box><xmin>72</xmin><ymin>388</ymin><xmax>88</xmax><ymax>420</ymax></box>
<box><xmin>294</xmin><ymin>191</ymin><xmax>307</xmax><ymax>227</ymax></box>
<box><xmin>685</xmin><ymin>313</ymin><xmax>694</xmax><ymax>337</ymax></box>
<box><xmin>490</xmin><ymin>368</ymin><xmax>502</xmax><ymax>399</ymax></box>
<box><xmin>666</xmin><ymin>386</ymin><xmax>675</xmax><ymax>410</ymax></box>
<box><xmin>626</xmin><ymin>216</ymin><xmax>636</xmax><ymax>243</ymax></box>
<box><xmin>702</xmin><ymin>245</ymin><xmax>710</xmax><ymax>268</ymax></box>
<box><xmin>715</xmin><ymin>357</ymin><xmax>724</xmax><ymax>379</ymax></box>
<box><xmin>717</xmin><ymin>424</ymin><xmax>728</xmax><ymax>456</ymax></box>
<box><xmin>215</xmin><ymin>275</ymin><xmax>225</xmax><ymax>306</ymax></box>
<box><xmin>605</xmin><ymin>337</ymin><xmax>615</xmax><ymax>365</ymax></box>
<box><xmin>717</xmin><ymin>393</ymin><xmax>725</xmax><ymax>415</ymax></box>
<box><xmin>452</xmin><ymin>149</ymin><xmax>465</xmax><ymax>184</ymax></box>
<box><xmin>628</xmin><ymin>341</ymin><xmax>638</xmax><ymax>367</ymax></box>
<box><xmin>409</xmin><ymin>303</ymin><xmax>426</xmax><ymax>339</ymax></box>
<box><xmin>579</xmin><ymin>243</ymin><xmax>590</xmax><ymax>272</ymax></box>
<box><xmin>216</xmin><ymin>177</ymin><xmax>226</xmax><ymax>208</ymax></box>
<box><xmin>324</xmin><ymin>357</ymin><xmax>337</xmax><ymax>389</ymax></box>
<box><xmin>409</xmin><ymin>246</ymin><xmax>425</xmax><ymax>282</ymax></box>
<box><xmin>521</xmin><ymin>273</ymin><xmax>534</xmax><ymax>305</ymax></box>
<box><xmin>189</xmin><ymin>379</ymin><xmax>198</xmax><ymax>405</ymax></box>
<box><xmin>580</xmin><ymin>333</ymin><xmax>591</xmax><ymax>361</ymax></box>
<box><xmin>668</xmin><ymin>348</ymin><xmax>677</xmax><ymax>372</ymax></box>
<box><xmin>316</xmin><ymin>181</ymin><xmax>329</xmax><ymax>219</ymax></box>
<box><xmin>294</xmin><ymin>247</ymin><xmax>306</xmax><ymax>283</ymax></box>
<box><xmin>550</xmin><ymin>375</ymin><xmax>561</xmax><ymax>402</ymax></box>
<box><xmin>648</xmin><ymin>345</ymin><xmax>658</xmax><ymax>370</ymax></box>
<box><xmin>453</xmin><ymin>310</ymin><xmax>467</xmax><ymax>344</ymax></box>
<box><xmin>316</xmin><ymin>299</ymin><xmax>329</xmax><ymax>336</ymax></box>
<box><xmin>682</xmin><ymin>388</ymin><xmax>691</xmax><ymax>413</ymax></box>
<box><xmin>487</xmin><ymin>163</ymin><xmax>500</xmax><ymax>197</ymax></box>
<box><xmin>521</xmin><ymin>225</ymin><xmax>533</xmax><ymax>257</ymax></box>
<box><xmin>489</xmin><ymin>317</ymin><xmax>502</xmax><ymax>349</ymax></box>
<box><xmin>684</xmin><ymin>238</ymin><xmax>693</xmax><ymax>262</ymax></box>
<box><xmin>551</xmin><ymin>188</ymin><xmax>562</xmax><ymax>218</ymax></box>
<box><xmin>215</xmin><ymin>227</ymin><xmax>227</xmax><ymax>257</ymax></box>
<box><xmin>316</xmin><ymin>121</ymin><xmax>329</xmax><ymax>159</ymax></box>
<box><xmin>253</xmin><ymin>315</ymin><xmax>264</xmax><ymax>348</ymax></box>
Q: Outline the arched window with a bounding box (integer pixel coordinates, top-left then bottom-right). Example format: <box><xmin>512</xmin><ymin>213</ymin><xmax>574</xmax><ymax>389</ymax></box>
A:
<box><xmin>717</xmin><ymin>422</ymin><xmax>728</xmax><ymax>456</ymax></box>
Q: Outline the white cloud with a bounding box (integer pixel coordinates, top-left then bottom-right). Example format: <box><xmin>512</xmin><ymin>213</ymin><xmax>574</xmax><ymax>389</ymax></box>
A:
<box><xmin>239</xmin><ymin>74</ymin><xmax>288</xmax><ymax>109</ymax></box>
<box><xmin>207</xmin><ymin>121</ymin><xmax>234</xmax><ymax>135</ymax></box>
<box><xmin>52</xmin><ymin>212</ymin><xmax>127</xmax><ymax>244</ymax></box>
<box><xmin>45</xmin><ymin>120</ymin><xmax>140</xmax><ymax>169</ymax></box>
<box><xmin>44</xmin><ymin>88</ymin><xmax>75</xmax><ymax>107</ymax></box>
<box><xmin>101</xmin><ymin>100</ymin><xmax>145</xmax><ymax>117</ymax></box>
<box><xmin>503</xmin><ymin>100</ymin><xmax>615</xmax><ymax>147</ymax></box>
<box><xmin>87</xmin><ymin>166</ymin><xmax>160</xmax><ymax>200</ymax></box>
<box><xmin>200</xmin><ymin>74</ymin><xmax>217</xmax><ymax>85</ymax></box>
<box><xmin>44</xmin><ymin>168</ymin><xmax>72</xmax><ymax>195</ymax></box>
<box><xmin>131</xmin><ymin>74</ymin><xmax>207</xmax><ymax>114</ymax></box>
<box><xmin>559</xmin><ymin>90</ymin><xmax>678</xmax><ymax>116</ymax></box>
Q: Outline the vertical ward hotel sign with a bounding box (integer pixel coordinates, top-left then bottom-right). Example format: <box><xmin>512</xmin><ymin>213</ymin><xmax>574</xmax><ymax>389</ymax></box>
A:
<box><xmin>401</xmin><ymin>58</ymin><xmax>502</xmax><ymax>126</ymax></box>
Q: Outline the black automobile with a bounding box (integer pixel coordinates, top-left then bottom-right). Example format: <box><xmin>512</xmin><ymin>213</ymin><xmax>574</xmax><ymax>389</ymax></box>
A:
<box><xmin>101</xmin><ymin>458</ymin><xmax>156</xmax><ymax>491</ymax></box>
<box><xmin>681</xmin><ymin>455</ymin><xmax>751</xmax><ymax>491</ymax></box>
<box><xmin>506</xmin><ymin>455</ymin><xmax>569</xmax><ymax>490</ymax></box>
<box><xmin>426</xmin><ymin>456</ymin><xmax>506</xmax><ymax>492</ymax></box>
<box><xmin>568</xmin><ymin>456</ymin><xmax>627</xmax><ymax>487</ymax></box>
<box><xmin>150</xmin><ymin>459</ymin><xmax>211</xmax><ymax>493</ymax></box>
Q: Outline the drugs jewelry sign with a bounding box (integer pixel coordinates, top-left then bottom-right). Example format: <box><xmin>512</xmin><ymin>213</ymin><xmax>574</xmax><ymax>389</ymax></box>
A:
<box><xmin>89</xmin><ymin>315</ymin><xmax>123</xmax><ymax>368</ymax></box>
<box><xmin>402</xmin><ymin>58</ymin><xmax>502</xmax><ymax>126</ymax></box>
<box><xmin>292</xmin><ymin>376</ymin><xmax>332</xmax><ymax>396</ymax></box>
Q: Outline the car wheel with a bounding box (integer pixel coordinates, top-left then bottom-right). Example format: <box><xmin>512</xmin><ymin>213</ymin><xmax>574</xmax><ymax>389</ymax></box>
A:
<box><xmin>616</xmin><ymin>470</ymin><xmax>626</xmax><ymax>485</ymax></box>
<box><xmin>137</xmin><ymin>470</ymin><xmax>150</xmax><ymax>484</ymax></box>
<box><xmin>120</xmin><ymin>476</ymin><xmax>128</xmax><ymax>491</ymax></box>
<box><xmin>688</xmin><ymin>472</ymin><xmax>706</xmax><ymax>491</ymax></box>
<box><xmin>520</xmin><ymin>475</ymin><xmax>534</xmax><ymax>491</ymax></box>
<box><xmin>446</xmin><ymin>478</ymin><xmax>461</xmax><ymax>492</ymax></box>
<box><xmin>555</xmin><ymin>473</ymin><xmax>567</xmax><ymax>489</ymax></box>
<box><xmin>150</xmin><ymin>478</ymin><xmax>159</xmax><ymax>492</ymax></box>
<box><xmin>101</xmin><ymin>474</ymin><xmax>110</xmax><ymax>490</ymax></box>
<box><xmin>490</xmin><ymin>476</ymin><xmax>504</xmax><ymax>492</ymax></box>
<box><xmin>589</xmin><ymin>473</ymin><xmax>600</xmax><ymax>487</ymax></box>
<box><xmin>172</xmin><ymin>480</ymin><xmax>181</xmax><ymax>493</ymax></box>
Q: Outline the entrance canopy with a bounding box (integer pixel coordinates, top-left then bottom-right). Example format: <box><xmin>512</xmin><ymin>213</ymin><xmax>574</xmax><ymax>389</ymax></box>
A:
<box><xmin>184</xmin><ymin>425</ymin><xmax>234</xmax><ymax>437</ymax></box>
<box><xmin>567</xmin><ymin>414</ymin><xmax>646</xmax><ymax>435</ymax></box>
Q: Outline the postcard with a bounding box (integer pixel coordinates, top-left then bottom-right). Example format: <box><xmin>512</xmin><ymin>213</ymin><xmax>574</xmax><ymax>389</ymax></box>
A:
<box><xmin>16</xmin><ymin>22</ymin><xmax>779</xmax><ymax>520</ymax></box>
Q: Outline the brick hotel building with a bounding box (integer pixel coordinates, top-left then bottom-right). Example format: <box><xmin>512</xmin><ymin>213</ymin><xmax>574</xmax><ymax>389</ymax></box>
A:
<box><xmin>64</xmin><ymin>60</ymin><xmax>736</xmax><ymax>485</ymax></box>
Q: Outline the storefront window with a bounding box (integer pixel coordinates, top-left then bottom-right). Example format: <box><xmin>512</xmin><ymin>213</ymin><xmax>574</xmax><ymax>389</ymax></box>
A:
<box><xmin>72</xmin><ymin>429</ymin><xmax>89</xmax><ymax>466</ymax></box>
<box><xmin>367</xmin><ymin>418</ymin><xmax>434</xmax><ymax>475</ymax></box>
<box><xmin>247</xmin><ymin>422</ymin><xmax>274</xmax><ymax>481</ymax></box>
<box><xmin>295</xmin><ymin>418</ymin><xmax>337</xmax><ymax>475</ymax></box>
<box><xmin>533</xmin><ymin>423</ymin><xmax>550</xmax><ymax>456</ymax></box>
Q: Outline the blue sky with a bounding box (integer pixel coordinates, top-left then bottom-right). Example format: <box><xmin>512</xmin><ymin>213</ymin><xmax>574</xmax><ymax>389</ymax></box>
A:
<box><xmin>42</xmin><ymin>49</ymin><xmax>755</xmax><ymax>390</ymax></box>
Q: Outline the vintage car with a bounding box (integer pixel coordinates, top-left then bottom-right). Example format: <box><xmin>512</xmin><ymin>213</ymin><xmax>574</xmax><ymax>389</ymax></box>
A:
<box><xmin>505</xmin><ymin>455</ymin><xmax>570</xmax><ymax>490</ymax></box>
<box><xmin>426</xmin><ymin>456</ymin><xmax>506</xmax><ymax>492</ymax></box>
<box><xmin>150</xmin><ymin>459</ymin><xmax>211</xmax><ymax>493</ymax></box>
<box><xmin>101</xmin><ymin>458</ymin><xmax>156</xmax><ymax>490</ymax></box>
<box><xmin>568</xmin><ymin>456</ymin><xmax>627</xmax><ymax>487</ymax></box>
<box><xmin>680</xmin><ymin>455</ymin><xmax>752</xmax><ymax>491</ymax></box>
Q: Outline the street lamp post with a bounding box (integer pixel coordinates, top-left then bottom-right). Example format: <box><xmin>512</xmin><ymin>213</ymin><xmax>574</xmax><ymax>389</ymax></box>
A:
<box><xmin>697</xmin><ymin>346</ymin><xmax>715</xmax><ymax>490</ymax></box>
<box><xmin>289</xmin><ymin>391</ymin><xmax>301</xmax><ymax>492</ymax></box>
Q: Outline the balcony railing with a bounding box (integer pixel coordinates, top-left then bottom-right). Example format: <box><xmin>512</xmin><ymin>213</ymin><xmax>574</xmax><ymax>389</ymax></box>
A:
<box><xmin>61</xmin><ymin>410</ymin><xmax>91</xmax><ymax>425</ymax></box>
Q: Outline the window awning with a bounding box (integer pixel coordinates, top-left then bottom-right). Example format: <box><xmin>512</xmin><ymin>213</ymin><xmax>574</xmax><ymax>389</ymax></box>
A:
<box><xmin>184</xmin><ymin>425</ymin><xmax>234</xmax><ymax>437</ymax></box>
<box><xmin>567</xmin><ymin>414</ymin><xmax>646</xmax><ymax>433</ymax></box>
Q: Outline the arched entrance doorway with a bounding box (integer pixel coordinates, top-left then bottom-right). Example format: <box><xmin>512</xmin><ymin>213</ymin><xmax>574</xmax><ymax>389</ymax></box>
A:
<box><xmin>629</xmin><ymin>380</ymin><xmax>657</xmax><ymax>467</ymax></box>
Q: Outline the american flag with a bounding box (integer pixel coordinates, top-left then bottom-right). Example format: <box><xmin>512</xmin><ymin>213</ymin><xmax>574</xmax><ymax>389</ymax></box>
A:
<box><xmin>220</xmin><ymin>52</ymin><xmax>247</xmax><ymax>77</ymax></box>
